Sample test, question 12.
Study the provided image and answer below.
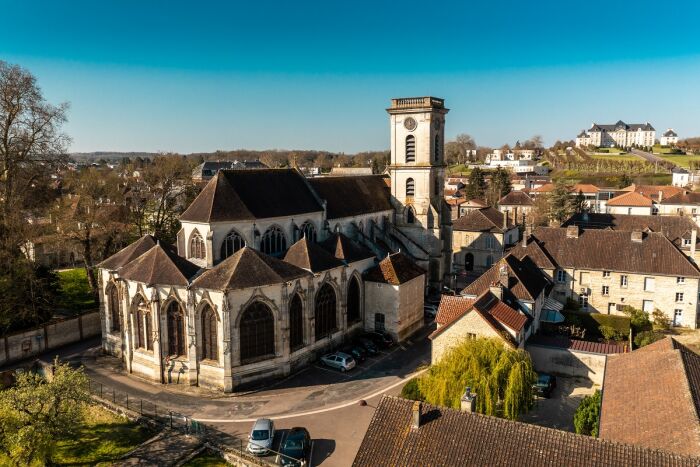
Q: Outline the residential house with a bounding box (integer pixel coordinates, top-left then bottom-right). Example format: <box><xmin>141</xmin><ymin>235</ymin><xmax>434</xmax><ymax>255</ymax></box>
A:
<box><xmin>672</xmin><ymin>167</ymin><xmax>691</xmax><ymax>187</ymax></box>
<box><xmin>498</xmin><ymin>191</ymin><xmax>534</xmax><ymax>224</ymax></box>
<box><xmin>353</xmin><ymin>396</ymin><xmax>699</xmax><ymax>467</ymax></box>
<box><xmin>600</xmin><ymin>337</ymin><xmax>700</xmax><ymax>457</ymax></box>
<box><xmin>452</xmin><ymin>207</ymin><xmax>519</xmax><ymax>274</ymax></box>
<box><xmin>660</xmin><ymin>129</ymin><xmax>679</xmax><ymax>146</ymax></box>
<box><xmin>658</xmin><ymin>192</ymin><xmax>700</xmax><ymax>226</ymax></box>
<box><xmin>605</xmin><ymin>191</ymin><xmax>655</xmax><ymax>215</ymax></box>
<box><xmin>511</xmin><ymin>175</ymin><xmax>550</xmax><ymax>191</ymax></box>
<box><xmin>511</xmin><ymin>226</ymin><xmax>700</xmax><ymax>327</ymax></box>
<box><xmin>622</xmin><ymin>183</ymin><xmax>686</xmax><ymax>202</ymax></box>
<box><xmin>458</xmin><ymin>198</ymin><xmax>487</xmax><ymax>217</ymax></box>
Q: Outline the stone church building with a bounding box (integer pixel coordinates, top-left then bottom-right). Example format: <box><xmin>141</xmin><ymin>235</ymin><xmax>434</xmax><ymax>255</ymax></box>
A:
<box><xmin>97</xmin><ymin>97</ymin><xmax>453</xmax><ymax>391</ymax></box>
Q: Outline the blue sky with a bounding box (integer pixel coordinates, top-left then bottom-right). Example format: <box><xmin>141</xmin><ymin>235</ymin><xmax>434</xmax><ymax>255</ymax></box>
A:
<box><xmin>1</xmin><ymin>0</ymin><xmax>699</xmax><ymax>153</ymax></box>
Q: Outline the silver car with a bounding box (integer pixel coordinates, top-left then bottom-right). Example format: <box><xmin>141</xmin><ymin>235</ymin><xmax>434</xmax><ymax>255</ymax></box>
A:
<box><xmin>247</xmin><ymin>418</ymin><xmax>275</xmax><ymax>455</ymax></box>
<box><xmin>320</xmin><ymin>352</ymin><xmax>356</xmax><ymax>372</ymax></box>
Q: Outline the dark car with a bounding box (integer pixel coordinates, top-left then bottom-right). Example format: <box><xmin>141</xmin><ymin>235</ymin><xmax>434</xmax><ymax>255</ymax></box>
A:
<box><xmin>355</xmin><ymin>337</ymin><xmax>379</xmax><ymax>356</ymax></box>
<box><xmin>533</xmin><ymin>373</ymin><xmax>557</xmax><ymax>398</ymax></box>
<box><xmin>278</xmin><ymin>427</ymin><xmax>311</xmax><ymax>466</ymax></box>
<box><xmin>363</xmin><ymin>331</ymin><xmax>394</xmax><ymax>349</ymax></box>
<box><xmin>341</xmin><ymin>344</ymin><xmax>367</xmax><ymax>362</ymax></box>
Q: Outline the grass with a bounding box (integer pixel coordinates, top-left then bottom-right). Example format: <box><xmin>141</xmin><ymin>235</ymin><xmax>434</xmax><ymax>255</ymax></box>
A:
<box><xmin>652</xmin><ymin>145</ymin><xmax>684</xmax><ymax>155</ymax></box>
<box><xmin>52</xmin><ymin>405</ymin><xmax>155</xmax><ymax>465</ymax></box>
<box><xmin>184</xmin><ymin>450</ymin><xmax>231</xmax><ymax>466</ymax></box>
<box><xmin>657</xmin><ymin>154</ymin><xmax>700</xmax><ymax>168</ymax></box>
<box><xmin>57</xmin><ymin>268</ymin><xmax>98</xmax><ymax>313</ymax></box>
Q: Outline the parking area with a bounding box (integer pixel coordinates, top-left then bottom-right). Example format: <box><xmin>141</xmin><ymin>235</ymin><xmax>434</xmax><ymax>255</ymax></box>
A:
<box><xmin>521</xmin><ymin>376</ymin><xmax>598</xmax><ymax>432</ymax></box>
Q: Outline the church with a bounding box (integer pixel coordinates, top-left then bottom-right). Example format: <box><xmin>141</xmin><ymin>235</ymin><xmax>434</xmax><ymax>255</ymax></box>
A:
<box><xmin>97</xmin><ymin>97</ymin><xmax>453</xmax><ymax>392</ymax></box>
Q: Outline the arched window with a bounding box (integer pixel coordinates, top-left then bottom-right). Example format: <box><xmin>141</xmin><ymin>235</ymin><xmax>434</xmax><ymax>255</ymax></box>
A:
<box><xmin>434</xmin><ymin>134</ymin><xmax>440</xmax><ymax>162</ymax></box>
<box><xmin>145</xmin><ymin>312</ymin><xmax>153</xmax><ymax>351</ymax></box>
<box><xmin>190</xmin><ymin>230</ymin><xmax>205</xmax><ymax>259</ymax></box>
<box><xmin>347</xmin><ymin>277</ymin><xmax>361</xmax><ymax>324</ymax></box>
<box><xmin>406</xmin><ymin>206</ymin><xmax>415</xmax><ymax>224</ymax></box>
<box><xmin>108</xmin><ymin>285</ymin><xmax>120</xmax><ymax>332</ymax></box>
<box><xmin>221</xmin><ymin>230</ymin><xmax>245</xmax><ymax>259</ymax></box>
<box><xmin>405</xmin><ymin>135</ymin><xmax>416</xmax><ymax>163</ymax></box>
<box><xmin>289</xmin><ymin>294</ymin><xmax>304</xmax><ymax>351</ymax></box>
<box><xmin>261</xmin><ymin>226</ymin><xmax>287</xmax><ymax>257</ymax></box>
<box><xmin>167</xmin><ymin>302</ymin><xmax>186</xmax><ymax>357</ymax></box>
<box><xmin>134</xmin><ymin>296</ymin><xmax>149</xmax><ymax>350</ymax></box>
<box><xmin>240</xmin><ymin>302</ymin><xmax>275</xmax><ymax>363</ymax></box>
<box><xmin>406</xmin><ymin>178</ymin><xmax>415</xmax><ymax>197</ymax></box>
<box><xmin>315</xmin><ymin>283</ymin><xmax>337</xmax><ymax>340</ymax></box>
<box><xmin>300</xmin><ymin>221</ymin><xmax>317</xmax><ymax>242</ymax></box>
<box><xmin>201</xmin><ymin>305</ymin><xmax>218</xmax><ymax>362</ymax></box>
<box><xmin>135</xmin><ymin>308</ymin><xmax>144</xmax><ymax>349</ymax></box>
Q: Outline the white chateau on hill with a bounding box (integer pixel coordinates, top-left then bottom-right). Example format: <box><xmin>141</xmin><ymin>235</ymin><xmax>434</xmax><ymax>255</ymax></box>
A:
<box><xmin>576</xmin><ymin>120</ymin><xmax>655</xmax><ymax>148</ymax></box>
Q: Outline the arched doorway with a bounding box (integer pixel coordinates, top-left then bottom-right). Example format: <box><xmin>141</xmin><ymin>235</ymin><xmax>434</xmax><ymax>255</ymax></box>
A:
<box><xmin>240</xmin><ymin>302</ymin><xmax>275</xmax><ymax>364</ymax></box>
<box><xmin>315</xmin><ymin>284</ymin><xmax>337</xmax><ymax>341</ymax></box>
<box><xmin>347</xmin><ymin>277</ymin><xmax>361</xmax><ymax>324</ymax></box>
<box><xmin>465</xmin><ymin>253</ymin><xmax>474</xmax><ymax>272</ymax></box>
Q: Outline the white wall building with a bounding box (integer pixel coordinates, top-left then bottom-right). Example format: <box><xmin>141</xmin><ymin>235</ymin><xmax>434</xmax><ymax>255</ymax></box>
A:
<box><xmin>576</xmin><ymin>121</ymin><xmax>656</xmax><ymax>148</ymax></box>
<box><xmin>660</xmin><ymin>129</ymin><xmax>679</xmax><ymax>146</ymax></box>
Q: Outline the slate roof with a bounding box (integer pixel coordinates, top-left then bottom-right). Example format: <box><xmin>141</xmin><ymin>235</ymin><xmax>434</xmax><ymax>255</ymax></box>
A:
<box><xmin>600</xmin><ymin>337</ymin><xmax>700</xmax><ymax>456</ymax></box>
<box><xmin>525</xmin><ymin>227</ymin><xmax>700</xmax><ymax>277</ymax></box>
<box><xmin>98</xmin><ymin>235</ymin><xmax>158</xmax><ymax>270</ymax></box>
<box><xmin>191</xmin><ymin>247</ymin><xmax>310</xmax><ymax>290</ymax></box>
<box><xmin>363</xmin><ymin>252</ymin><xmax>425</xmax><ymax>285</ymax></box>
<box><xmin>590</xmin><ymin>121</ymin><xmax>655</xmax><ymax>132</ymax></box>
<box><xmin>452</xmin><ymin>207</ymin><xmax>515</xmax><ymax>233</ymax></box>
<box><xmin>562</xmin><ymin>212</ymin><xmax>700</xmax><ymax>249</ymax></box>
<box><xmin>307</xmin><ymin>175</ymin><xmax>393</xmax><ymax>219</ymax></box>
<box><xmin>283</xmin><ymin>237</ymin><xmax>344</xmax><ymax>272</ymax></box>
<box><xmin>499</xmin><ymin>191</ymin><xmax>534</xmax><ymax>206</ymax></box>
<box><xmin>664</xmin><ymin>129</ymin><xmax>678</xmax><ymax>137</ymax></box>
<box><xmin>318</xmin><ymin>232</ymin><xmax>375</xmax><ymax>263</ymax></box>
<box><xmin>606</xmin><ymin>191</ymin><xmax>654</xmax><ymax>207</ymax></box>
<box><xmin>353</xmin><ymin>396</ymin><xmax>699</xmax><ymax>467</ymax></box>
<box><xmin>577</xmin><ymin>129</ymin><xmax>588</xmax><ymax>138</ymax></box>
<box><xmin>118</xmin><ymin>244</ymin><xmax>200</xmax><ymax>286</ymax></box>
<box><xmin>180</xmin><ymin>169</ymin><xmax>324</xmax><ymax>223</ymax></box>
<box><xmin>462</xmin><ymin>255</ymin><xmax>550</xmax><ymax>301</ymax></box>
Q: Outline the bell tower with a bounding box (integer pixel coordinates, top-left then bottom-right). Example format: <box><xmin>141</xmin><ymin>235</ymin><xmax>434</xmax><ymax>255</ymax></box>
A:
<box><xmin>387</xmin><ymin>97</ymin><xmax>452</xmax><ymax>291</ymax></box>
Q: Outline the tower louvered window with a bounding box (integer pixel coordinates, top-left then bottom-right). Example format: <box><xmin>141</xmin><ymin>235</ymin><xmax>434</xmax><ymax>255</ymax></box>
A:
<box><xmin>405</xmin><ymin>135</ymin><xmax>416</xmax><ymax>163</ymax></box>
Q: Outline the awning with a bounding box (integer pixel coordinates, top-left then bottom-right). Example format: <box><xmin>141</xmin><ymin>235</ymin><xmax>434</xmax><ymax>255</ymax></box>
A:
<box><xmin>540</xmin><ymin>309</ymin><xmax>565</xmax><ymax>324</ymax></box>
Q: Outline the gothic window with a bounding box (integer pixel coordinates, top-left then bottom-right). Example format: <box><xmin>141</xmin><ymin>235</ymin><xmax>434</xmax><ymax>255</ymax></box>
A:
<box><xmin>406</xmin><ymin>206</ymin><xmax>415</xmax><ymax>224</ymax></box>
<box><xmin>201</xmin><ymin>305</ymin><xmax>218</xmax><ymax>362</ymax></box>
<box><xmin>347</xmin><ymin>277</ymin><xmax>361</xmax><ymax>324</ymax></box>
<box><xmin>289</xmin><ymin>294</ymin><xmax>304</xmax><ymax>351</ymax></box>
<box><xmin>261</xmin><ymin>226</ymin><xmax>287</xmax><ymax>256</ymax></box>
<box><xmin>240</xmin><ymin>301</ymin><xmax>275</xmax><ymax>363</ymax></box>
<box><xmin>108</xmin><ymin>285</ymin><xmax>120</xmax><ymax>332</ymax></box>
<box><xmin>135</xmin><ymin>308</ymin><xmax>145</xmax><ymax>349</ymax></box>
<box><xmin>167</xmin><ymin>302</ymin><xmax>186</xmax><ymax>357</ymax></box>
<box><xmin>405</xmin><ymin>135</ymin><xmax>416</xmax><ymax>163</ymax></box>
<box><xmin>190</xmin><ymin>230</ymin><xmax>206</xmax><ymax>259</ymax></box>
<box><xmin>434</xmin><ymin>134</ymin><xmax>440</xmax><ymax>162</ymax></box>
<box><xmin>406</xmin><ymin>178</ymin><xmax>415</xmax><ymax>197</ymax></box>
<box><xmin>315</xmin><ymin>283</ymin><xmax>337</xmax><ymax>340</ymax></box>
<box><xmin>300</xmin><ymin>221</ymin><xmax>317</xmax><ymax>242</ymax></box>
<box><xmin>221</xmin><ymin>230</ymin><xmax>245</xmax><ymax>259</ymax></box>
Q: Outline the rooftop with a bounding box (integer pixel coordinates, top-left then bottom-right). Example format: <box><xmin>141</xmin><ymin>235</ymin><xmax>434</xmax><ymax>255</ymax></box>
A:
<box><xmin>363</xmin><ymin>252</ymin><xmax>425</xmax><ymax>285</ymax></box>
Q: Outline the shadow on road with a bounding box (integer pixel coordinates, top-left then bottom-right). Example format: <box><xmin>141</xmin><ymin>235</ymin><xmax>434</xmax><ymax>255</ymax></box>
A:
<box><xmin>311</xmin><ymin>439</ymin><xmax>336</xmax><ymax>466</ymax></box>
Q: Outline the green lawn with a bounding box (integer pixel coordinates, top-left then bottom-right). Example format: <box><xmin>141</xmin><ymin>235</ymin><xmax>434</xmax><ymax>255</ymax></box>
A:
<box><xmin>57</xmin><ymin>268</ymin><xmax>98</xmax><ymax>313</ymax></box>
<box><xmin>184</xmin><ymin>451</ymin><xmax>231</xmax><ymax>466</ymax></box>
<box><xmin>652</xmin><ymin>145</ymin><xmax>684</xmax><ymax>155</ymax></box>
<box><xmin>51</xmin><ymin>405</ymin><xmax>155</xmax><ymax>466</ymax></box>
<box><xmin>657</xmin><ymin>154</ymin><xmax>700</xmax><ymax>168</ymax></box>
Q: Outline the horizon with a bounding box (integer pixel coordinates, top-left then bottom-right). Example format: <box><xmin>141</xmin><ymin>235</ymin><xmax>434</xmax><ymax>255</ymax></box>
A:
<box><xmin>2</xmin><ymin>1</ymin><xmax>699</xmax><ymax>154</ymax></box>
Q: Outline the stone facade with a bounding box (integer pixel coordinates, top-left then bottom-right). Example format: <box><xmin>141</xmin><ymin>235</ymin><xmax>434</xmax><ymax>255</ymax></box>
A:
<box><xmin>364</xmin><ymin>274</ymin><xmax>425</xmax><ymax>342</ymax></box>
<box><xmin>430</xmin><ymin>309</ymin><xmax>505</xmax><ymax>363</ymax></box>
<box><xmin>576</xmin><ymin>121</ymin><xmax>655</xmax><ymax>148</ymax></box>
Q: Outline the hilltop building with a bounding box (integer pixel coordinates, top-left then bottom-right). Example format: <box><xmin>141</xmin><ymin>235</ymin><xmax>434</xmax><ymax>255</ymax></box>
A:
<box><xmin>660</xmin><ymin>129</ymin><xmax>679</xmax><ymax>146</ymax></box>
<box><xmin>576</xmin><ymin>121</ymin><xmax>655</xmax><ymax>148</ymax></box>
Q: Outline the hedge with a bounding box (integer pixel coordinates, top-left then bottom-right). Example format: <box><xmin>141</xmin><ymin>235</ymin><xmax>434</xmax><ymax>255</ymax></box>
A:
<box><xmin>563</xmin><ymin>311</ymin><xmax>631</xmax><ymax>338</ymax></box>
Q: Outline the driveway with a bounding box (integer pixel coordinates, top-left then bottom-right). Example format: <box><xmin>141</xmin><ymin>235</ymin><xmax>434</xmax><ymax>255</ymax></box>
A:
<box><xmin>520</xmin><ymin>376</ymin><xmax>597</xmax><ymax>432</ymax></box>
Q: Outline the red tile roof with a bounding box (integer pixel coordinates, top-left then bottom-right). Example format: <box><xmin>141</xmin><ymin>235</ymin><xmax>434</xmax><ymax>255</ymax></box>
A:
<box><xmin>606</xmin><ymin>190</ymin><xmax>654</xmax><ymax>207</ymax></box>
<box><xmin>434</xmin><ymin>295</ymin><xmax>475</xmax><ymax>326</ymax></box>
<box><xmin>527</xmin><ymin>335</ymin><xmax>627</xmax><ymax>355</ymax></box>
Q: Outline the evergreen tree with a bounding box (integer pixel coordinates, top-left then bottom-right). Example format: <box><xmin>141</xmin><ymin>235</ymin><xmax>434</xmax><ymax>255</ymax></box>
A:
<box><xmin>574</xmin><ymin>390</ymin><xmax>601</xmax><ymax>436</ymax></box>
<box><xmin>417</xmin><ymin>338</ymin><xmax>536</xmax><ymax>420</ymax></box>
<box><xmin>572</xmin><ymin>190</ymin><xmax>588</xmax><ymax>214</ymax></box>
<box><xmin>466</xmin><ymin>167</ymin><xmax>487</xmax><ymax>200</ymax></box>
<box><xmin>548</xmin><ymin>179</ymin><xmax>574</xmax><ymax>223</ymax></box>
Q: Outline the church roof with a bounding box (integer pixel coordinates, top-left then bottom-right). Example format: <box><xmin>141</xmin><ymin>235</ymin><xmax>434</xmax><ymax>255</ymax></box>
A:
<box><xmin>284</xmin><ymin>237</ymin><xmax>344</xmax><ymax>272</ymax></box>
<box><xmin>364</xmin><ymin>252</ymin><xmax>425</xmax><ymax>285</ymax></box>
<box><xmin>307</xmin><ymin>175</ymin><xmax>393</xmax><ymax>219</ymax></box>
<box><xmin>118</xmin><ymin>243</ymin><xmax>200</xmax><ymax>286</ymax></box>
<box><xmin>180</xmin><ymin>169</ymin><xmax>323</xmax><ymax>223</ymax></box>
<box><xmin>318</xmin><ymin>232</ymin><xmax>375</xmax><ymax>263</ymax></box>
<box><xmin>98</xmin><ymin>234</ymin><xmax>158</xmax><ymax>270</ymax></box>
<box><xmin>191</xmin><ymin>247</ymin><xmax>310</xmax><ymax>291</ymax></box>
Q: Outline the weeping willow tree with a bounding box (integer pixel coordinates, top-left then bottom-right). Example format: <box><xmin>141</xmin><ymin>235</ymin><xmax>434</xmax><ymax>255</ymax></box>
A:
<box><xmin>418</xmin><ymin>338</ymin><xmax>536</xmax><ymax>420</ymax></box>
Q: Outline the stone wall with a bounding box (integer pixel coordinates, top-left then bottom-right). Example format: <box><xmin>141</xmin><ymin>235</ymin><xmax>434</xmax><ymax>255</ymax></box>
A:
<box><xmin>526</xmin><ymin>343</ymin><xmax>608</xmax><ymax>385</ymax></box>
<box><xmin>430</xmin><ymin>311</ymin><xmax>503</xmax><ymax>363</ymax></box>
<box><xmin>0</xmin><ymin>312</ymin><xmax>100</xmax><ymax>366</ymax></box>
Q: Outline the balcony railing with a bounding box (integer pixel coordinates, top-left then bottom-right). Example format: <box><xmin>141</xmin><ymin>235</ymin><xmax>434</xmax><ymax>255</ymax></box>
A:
<box><xmin>390</xmin><ymin>97</ymin><xmax>444</xmax><ymax>109</ymax></box>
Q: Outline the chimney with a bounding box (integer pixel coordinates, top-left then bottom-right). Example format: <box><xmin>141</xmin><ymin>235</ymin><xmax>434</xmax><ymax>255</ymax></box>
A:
<box><xmin>658</xmin><ymin>190</ymin><xmax>663</xmax><ymax>203</ymax></box>
<box><xmin>489</xmin><ymin>281</ymin><xmax>503</xmax><ymax>300</ymax></box>
<box><xmin>461</xmin><ymin>387</ymin><xmax>477</xmax><ymax>413</ymax></box>
<box><xmin>411</xmin><ymin>401</ymin><xmax>422</xmax><ymax>429</ymax></box>
<box><xmin>522</xmin><ymin>224</ymin><xmax>531</xmax><ymax>248</ymax></box>
<box><xmin>631</xmin><ymin>230</ymin><xmax>643</xmax><ymax>243</ymax></box>
<box><xmin>502</xmin><ymin>210</ymin><xmax>508</xmax><ymax>229</ymax></box>
<box><xmin>566</xmin><ymin>225</ymin><xmax>579</xmax><ymax>238</ymax></box>
<box><xmin>692</xmin><ymin>229</ymin><xmax>697</xmax><ymax>257</ymax></box>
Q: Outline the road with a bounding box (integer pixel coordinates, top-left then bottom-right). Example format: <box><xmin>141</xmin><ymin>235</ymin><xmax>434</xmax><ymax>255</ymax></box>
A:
<box><xmin>14</xmin><ymin>326</ymin><xmax>434</xmax><ymax>466</ymax></box>
<box><xmin>629</xmin><ymin>148</ymin><xmax>675</xmax><ymax>167</ymax></box>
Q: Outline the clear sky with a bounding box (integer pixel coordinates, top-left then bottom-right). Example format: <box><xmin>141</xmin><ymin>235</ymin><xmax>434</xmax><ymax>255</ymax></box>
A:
<box><xmin>1</xmin><ymin>0</ymin><xmax>699</xmax><ymax>153</ymax></box>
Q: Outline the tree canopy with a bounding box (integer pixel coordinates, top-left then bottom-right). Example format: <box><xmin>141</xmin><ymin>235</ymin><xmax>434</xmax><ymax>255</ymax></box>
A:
<box><xmin>574</xmin><ymin>390</ymin><xmax>601</xmax><ymax>436</ymax></box>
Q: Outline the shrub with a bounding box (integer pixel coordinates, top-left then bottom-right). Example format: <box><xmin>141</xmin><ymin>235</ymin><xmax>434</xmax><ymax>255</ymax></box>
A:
<box><xmin>574</xmin><ymin>390</ymin><xmax>601</xmax><ymax>436</ymax></box>
<box><xmin>400</xmin><ymin>377</ymin><xmax>423</xmax><ymax>401</ymax></box>
<box><xmin>599</xmin><ymin>325</ymin><xmax>622</xmax><ymax>341</ymax></box>
<box><xmin>634</xmin><ymin>331</ymin><xmax>663</xmax><ymax>348</ymax></box>
<box><xmin>652</xmin><ymin>309</ymin><xmax>671</xmax><ymax>331</ymax></box>
<box><xmin>621</xmin><ymin>306</ymin><xmax>651</xmax><ymax>332</ymax></box>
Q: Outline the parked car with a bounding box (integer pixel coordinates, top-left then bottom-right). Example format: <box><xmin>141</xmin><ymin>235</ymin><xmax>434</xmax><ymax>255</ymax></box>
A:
<box><xmin>363</xmin><ymin>331</ymin><xmax>394</xmax><ymax>349</ymax></box>
<box><xmin>533</xmin><ymin>373</ymin><xmax>557</xmax><ymax>398</ymax></box>
<box><xmin>247</xmin><ymin>418</ymin><xmax>275</xmax><ymax>456</ymax></box>
<box><xmin>424</xmin><ymin>304</ymin><xmax>438</xmax><ymax>319</ymax></box>
<box><xmin>341</xmin><ymin>344</ymin><xmax>366</xmax><ymax>362</ymax></box>
<box><xmin>320</xmin><ymin>352</ymin><xmax>356</xmax><ymax>372</ymax></box>
<box><xmin>278</xmin><ymin>427</ymin><xmax>311</xmax><ymax>466</ymax></box>
<box><xmin>356</xmin><ymin>338</ymin><xmax>379</xmax><ymax>356</ymax></box>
